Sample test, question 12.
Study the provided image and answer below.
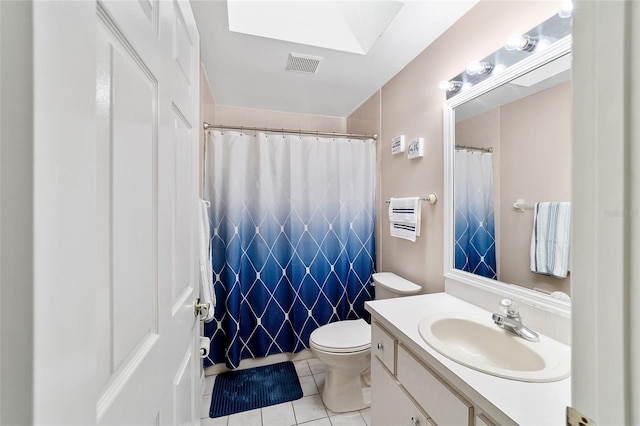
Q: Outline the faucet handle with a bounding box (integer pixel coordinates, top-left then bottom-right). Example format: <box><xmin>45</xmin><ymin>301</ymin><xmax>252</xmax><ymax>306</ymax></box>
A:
<box><xmin>500</xmin><ymin>298</ymin><xmax>520</xmax><ymax>318</ymax></box>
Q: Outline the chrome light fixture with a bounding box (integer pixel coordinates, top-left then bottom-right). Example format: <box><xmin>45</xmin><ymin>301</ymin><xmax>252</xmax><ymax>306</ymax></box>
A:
<box><xmin>504</xmin><ymin>33</ymin><xmax>537</xmax><ymax>52</ymax></box>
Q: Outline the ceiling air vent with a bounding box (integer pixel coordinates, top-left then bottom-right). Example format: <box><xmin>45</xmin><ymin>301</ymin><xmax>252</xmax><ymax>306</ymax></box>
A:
<box><xmin>286</xmin><ymin>52</ymin><xmax>322</xmax><ymax>74</ymax></box>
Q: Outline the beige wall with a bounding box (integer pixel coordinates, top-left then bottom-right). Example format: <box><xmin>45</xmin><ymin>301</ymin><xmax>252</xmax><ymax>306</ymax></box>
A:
<box><xmin>500</xmin><ymin>82</ymin><xmax>571</xmax><ymax>294</ymax></box>
<box><xmin>348</xmin><ymin>1</ymin><xmax>562</xmax><ymax>293</ymax></box>
<box><xmin>214</xmin><ymin>105</ymin><xmax>346</xmax><ymax>133</ymax></box>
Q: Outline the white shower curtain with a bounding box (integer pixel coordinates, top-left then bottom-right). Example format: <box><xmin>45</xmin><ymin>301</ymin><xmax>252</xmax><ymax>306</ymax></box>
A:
<box><xmin>454</xmin><ymin>149</ymin><xmax>497</xmax><ymax>279</ymax></box>
<box><xmin>203</xmin><ymin>130</ymin><xmax>376</xmax><ymax>368</ymax></box>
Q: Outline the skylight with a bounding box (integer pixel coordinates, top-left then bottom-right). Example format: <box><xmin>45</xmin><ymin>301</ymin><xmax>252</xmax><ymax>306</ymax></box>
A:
<box><xmin>226</xmin><ymin>0</ymin><xmax>404</xmax><ymax>55</ymax></box>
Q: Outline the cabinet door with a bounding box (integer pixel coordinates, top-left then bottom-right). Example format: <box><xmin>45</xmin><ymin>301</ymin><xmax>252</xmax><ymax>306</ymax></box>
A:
<box><xmin>476</xmin><ymin>414</ymin><xmax>496</xmax><ymax>426</ymax></box>
<box><xmin>372</xmin><ymin>356</ymin><xmax>430</xmax><ymax>426</ymax></box>
<box><xmin>397</xmin><ymin>345</ymin><xmax>473</xmax><ymax>426</ymax></box>
<box><xmin>372</xmin><ymin>321</ymin><xmax>397</xmax><ymax>374</ymax></box>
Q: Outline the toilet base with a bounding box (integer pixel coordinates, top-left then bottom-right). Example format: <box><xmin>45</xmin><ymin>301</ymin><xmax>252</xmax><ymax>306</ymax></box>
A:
<box><xmin>321</xmin><ymin>368</ymin><xmax>371</xmax><ymax>413</ymax></box>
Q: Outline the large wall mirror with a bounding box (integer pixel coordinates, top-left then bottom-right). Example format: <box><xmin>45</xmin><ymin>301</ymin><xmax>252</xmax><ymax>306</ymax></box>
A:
<box><xmin>443</xmin><ymin>14</ymin><xmax>572</xmax><ymax>316</ymax></box>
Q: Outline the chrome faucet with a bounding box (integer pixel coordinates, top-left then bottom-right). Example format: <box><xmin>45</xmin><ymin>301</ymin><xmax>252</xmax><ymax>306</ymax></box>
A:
<box><xmin>492</xmin><ymin>299</ymin><xmax>539</xmax><ymax>342</ymax></box>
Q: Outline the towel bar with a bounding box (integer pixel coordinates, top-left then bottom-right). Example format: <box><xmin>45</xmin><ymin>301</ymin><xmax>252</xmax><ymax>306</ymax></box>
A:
<box><xmin>385</xmin><ymin>193</ymin><xmax>438</xmax><ymax>205</ymax></box>
<box><xmin>513</xmin><ymin>199</ymin><xmax>535</xmax><ymax>212</ymax></box>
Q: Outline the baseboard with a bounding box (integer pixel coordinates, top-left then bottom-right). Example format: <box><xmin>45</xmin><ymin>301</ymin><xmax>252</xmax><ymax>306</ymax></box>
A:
<box><xmin>204</xmin><ymin>348</ymin><xmax>315</xmax><ymax>376</ymax></box>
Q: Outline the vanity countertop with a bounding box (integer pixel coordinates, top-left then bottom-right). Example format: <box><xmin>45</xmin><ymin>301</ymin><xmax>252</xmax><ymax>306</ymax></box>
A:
<box><xmin>365</xmin><ymin>292</ymin><xmax>570</xmax><ymax>426</ymax></box>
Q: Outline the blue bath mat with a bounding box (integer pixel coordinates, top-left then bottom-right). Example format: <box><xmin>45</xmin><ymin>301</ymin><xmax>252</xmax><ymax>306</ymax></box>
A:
<box><xmin>209</xmin><ymin>361</ymin><xmax>303</xmax><ymax>418</ymax></box>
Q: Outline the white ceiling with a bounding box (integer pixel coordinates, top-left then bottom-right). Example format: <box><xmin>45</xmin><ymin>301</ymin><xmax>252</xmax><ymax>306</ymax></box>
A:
<box><xmin>191</xmin><ymin>0</ymin><xmax>480</xmax><ymax>118</ymax></box>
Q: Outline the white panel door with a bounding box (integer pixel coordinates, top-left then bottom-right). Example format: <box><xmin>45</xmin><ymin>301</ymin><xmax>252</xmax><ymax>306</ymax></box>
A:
<box><xmin>95</xmin><ymin>0</ymin><xmax>200</xmax><ymax>424</ymax></box>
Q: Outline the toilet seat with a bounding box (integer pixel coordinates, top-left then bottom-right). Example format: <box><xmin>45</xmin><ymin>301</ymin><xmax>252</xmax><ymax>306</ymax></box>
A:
<box><xmin>309</xmin><ymin>319</ymin><xmax>371</xmax><ymax>353</ymax></box>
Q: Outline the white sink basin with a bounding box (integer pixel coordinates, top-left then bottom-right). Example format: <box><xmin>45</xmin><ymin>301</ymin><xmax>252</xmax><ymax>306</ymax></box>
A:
<box><xmin>418</xmin><ymin>312</ymin><xmax>570</xmax><ymax>382</ymax></box>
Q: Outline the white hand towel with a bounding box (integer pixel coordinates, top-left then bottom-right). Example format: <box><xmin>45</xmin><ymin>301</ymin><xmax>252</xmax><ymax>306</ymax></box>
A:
<box><xmin>530</xmin><ymin>202</ymin><xmax>571</xmax><ymax>278</ymax></box>
<box><xmin>390</xmin><ymin>222</ymin><xmax>419</xmax><ymax>242</ymax></box>
<box><xmin>389</xmin><ymin>197</ymin><xmax>421</xmax><ymax>241</ymax></box>
<box><xmin>199</xmin><ymin>199</ymin><xmax>216</xmax><ymax>322</ymax></box>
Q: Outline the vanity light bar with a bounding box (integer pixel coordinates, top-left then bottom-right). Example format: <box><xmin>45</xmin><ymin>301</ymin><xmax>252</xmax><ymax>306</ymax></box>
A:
<box><xmin>438</xmin><ymin>2</ymin><xmax>572</xmax><ymax>97</ymax></box>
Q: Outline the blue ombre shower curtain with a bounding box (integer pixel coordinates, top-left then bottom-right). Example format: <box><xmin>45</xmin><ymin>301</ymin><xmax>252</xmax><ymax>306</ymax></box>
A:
<box><xmin>454</xmin><ymin>150</ymin><xmax>497</xmax><ymax>279</ymax></box>
<box><xmin>203</xmin><ymin>130</ymin><xmax>375</xmax><ymax>368</ymax></box>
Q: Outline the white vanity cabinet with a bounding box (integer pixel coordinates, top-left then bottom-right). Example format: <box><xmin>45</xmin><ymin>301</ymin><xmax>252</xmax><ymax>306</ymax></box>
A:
<box><xmin>366</xmin><ymin>293</ymin><xmax>570</xmax><ymax>426</ymax></box>
<box><xmin>371</xmin><ymin>321</ymin><xmax>496</xmax><ymax>426</ymax></box>
<box><xmin>371</xmin><ymin>354</ymin><xmax>432</xmax><ymax>426</ymax></box>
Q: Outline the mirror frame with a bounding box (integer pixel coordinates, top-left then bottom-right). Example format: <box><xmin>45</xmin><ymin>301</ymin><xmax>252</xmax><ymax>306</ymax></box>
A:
<box><xmin>443</xmin><ymin>35</ymin><xmax>572</xmax><ymax>318</ymax></box>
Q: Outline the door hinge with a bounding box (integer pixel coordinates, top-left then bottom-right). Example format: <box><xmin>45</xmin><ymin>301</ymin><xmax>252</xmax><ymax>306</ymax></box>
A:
<box><xmin>567</xmin><ymin>407</ymin><xmax>595</xmax><ymax>426</ymax></box>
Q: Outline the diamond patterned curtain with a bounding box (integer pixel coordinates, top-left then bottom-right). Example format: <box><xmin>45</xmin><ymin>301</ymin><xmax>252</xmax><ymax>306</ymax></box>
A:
<box><xmin>203</xmin><ymin>130</ymin><xmax>376</xmax><ymax>368</ymax></box>
<box><xmin>454</xmin><ymin>149</ymin><xmax>497</xmax><ymax>280</ymax></box>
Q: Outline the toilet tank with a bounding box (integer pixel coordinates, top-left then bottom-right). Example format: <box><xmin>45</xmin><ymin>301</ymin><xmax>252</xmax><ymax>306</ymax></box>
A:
<box><xmin>372</xmin><ymin>272</ymin><xmax>422</xmax><ymax>300</ymax></box>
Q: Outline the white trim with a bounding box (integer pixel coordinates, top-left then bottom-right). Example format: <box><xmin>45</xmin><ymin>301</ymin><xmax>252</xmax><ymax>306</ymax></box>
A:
<box><xmin>442</xmin><ymin>36</ymin><xmax>572</xmax><ymax>319</ymax></box>
<box><xmin>571</xmin><ymin>1</ymin><xmax>634</xmax><ymax>423</ymax></box>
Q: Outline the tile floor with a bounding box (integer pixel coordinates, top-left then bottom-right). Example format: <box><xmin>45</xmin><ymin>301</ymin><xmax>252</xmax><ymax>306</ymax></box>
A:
<box><xmin>201</xmin><ymin>358</ymin><xmax>371</xmax><ymax>426</ymax></box>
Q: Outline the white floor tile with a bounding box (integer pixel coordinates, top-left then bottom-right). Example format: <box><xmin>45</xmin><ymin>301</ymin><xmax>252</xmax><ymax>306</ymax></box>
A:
<box><xmin>307</xmin><ymin>358</ymin><xmax>327</xmax><ymax>375</ymax></box>
<box><xmin>294</xmin><ymin>359</ymin><xmax>312</xmax><ymax>377</ymax></box>
<box><xmin>201</xmin><ymin>394</ymin><xmax>213</xmax><ymax>419</ymax></box>
<box><xmin>297</xmin><ymin>417</ymin><xmax>331</xmax><ymax>426</ymax></box>
<box><xmin>299</xmin><ymin>375</ymin><xmax>319</xmax><ymax>396</ymax></box>
<box><xmin>312</xmin><ymin>372</ymin><xmax>326</xmax><ymax>393</ymax></box>
<box><xmin>261</xmin><ymin>402</ymin><xmax>296</xmax><ymax>426</ymax></box>
<box><xmin>329</xmin><ymin>411</ymin><xmax>367</xmax><ymax>426</ymax></box>
<box><xmin>201</xmin><ymin>357</ymin><xmax>371</xmax><ymax>426</ymax></box>
<box><xmin>227</xmin><ymin>408</ymin><xmax>262</xmax><ymax>426</ymax></box>
<box><xmin>202</xmin><ymin>375</ymin><xmax>216</xmax><ymax>396</ymax></box>
<box><xmin>359</xmin><ymin>408</ymin><xmax>371</xmax><ymax>426</ymax></box>
<box><xmin>292</xmin><ymin>394</ymin><xmax>328</xmax><ymax>424</ymax></box>
<box><xmin>201</xmin><ymin>415</ymin><xmax>228</xmax><ymax>426</ymax></box>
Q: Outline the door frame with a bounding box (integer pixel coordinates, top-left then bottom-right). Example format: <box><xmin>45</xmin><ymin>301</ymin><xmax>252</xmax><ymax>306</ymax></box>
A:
<box><xmin>571</xmin><ymin>0</ymin><xmax>639</xmax><ymax>423</ymax></box>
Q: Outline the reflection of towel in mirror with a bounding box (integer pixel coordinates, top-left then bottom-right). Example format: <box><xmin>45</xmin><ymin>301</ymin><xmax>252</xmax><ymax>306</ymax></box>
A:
<box><xmin>530</xmin><ymin>202</ymin><xmax>571</xmax><ymax>278</ymax></box>
<box><xmin>389</xmin><ymin>197</ymin><xmax>421</xmax><ymax>242</ymax></box>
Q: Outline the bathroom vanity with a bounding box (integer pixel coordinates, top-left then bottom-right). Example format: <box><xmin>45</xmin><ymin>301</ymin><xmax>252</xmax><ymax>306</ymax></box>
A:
<box><xmin>365</xmin><ymin>293</ymin><xmax>570</xmax><ymax>425</ymax></box>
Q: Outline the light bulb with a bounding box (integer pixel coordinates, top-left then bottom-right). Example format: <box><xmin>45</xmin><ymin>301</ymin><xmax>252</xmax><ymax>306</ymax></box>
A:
<box><xmin>466</xmin><ymin>60</ymin><xmax>493</xmax><ymax>76</ymax></box>
<box><xmin>504</xmin><ymin>33</ymin><xmax>537</xmax><ymax>52</ymax></box>
<box><xmin>536</xmin><ymin>38</ymin><xmax>551</xmax><ymax>52</ymax></box>
<box><xmin>493</xmin><ymin>64</ymin><xmax>506</xmax><ymax>75</ymax></box>
<box><xmin>438</xmin><ymin>80</ymin><xmax>451</xmax><ymax>91</ymax></box>
<box><xmin>558</xmin><ymin>1</ymin><xmax>573</xmax><ymax>18</ymax></box>
<box><xmin>438</xmin><ymin>80</ymin><xmax>462</xmax><ymax>92</ymax></box>
<box><xmin>504</xmin><ymin>33</ymin><xmax>524</xmax><ymax>51</ymax></box>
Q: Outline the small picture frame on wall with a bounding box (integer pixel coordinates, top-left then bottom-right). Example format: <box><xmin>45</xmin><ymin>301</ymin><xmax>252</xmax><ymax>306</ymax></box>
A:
<box><xmin>391</xmin><ymin>135</ymin><xmax>405</xmax><ymax>155</ymax></box>
<box><xmin>407</xmin><ymin>138</ymin><xmax>424</xmax><ymax>159</ymax></box>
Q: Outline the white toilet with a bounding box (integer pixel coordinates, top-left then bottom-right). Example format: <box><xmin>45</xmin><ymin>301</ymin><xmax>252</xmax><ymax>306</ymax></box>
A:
<box><xmin>309</xmin><ymin>272</ymin><xmax>421</xmax><ymax>412</ymax></box>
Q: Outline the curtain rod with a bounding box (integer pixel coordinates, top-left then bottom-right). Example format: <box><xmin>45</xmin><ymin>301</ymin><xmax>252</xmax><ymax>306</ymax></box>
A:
<box><xmin>455</xmin><ymin>144</ymin><xmax>493</xmax><ymax>153</ymax></box>
<box><xmin>203</xmin><ymin>122</ymin><xmax>377</xmax><ymax>141</ymax></box>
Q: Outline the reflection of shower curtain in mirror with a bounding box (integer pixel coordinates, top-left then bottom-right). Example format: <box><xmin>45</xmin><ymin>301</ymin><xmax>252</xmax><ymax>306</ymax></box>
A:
<box><xmin>203</xmin><ymin>130</ymin><xmax>376</xmax><ymax>369</ymax></box>
<box><xmin>454</xmin><ymin>150</ymin><xmax>496</xmax><ymax>280</ymax></box>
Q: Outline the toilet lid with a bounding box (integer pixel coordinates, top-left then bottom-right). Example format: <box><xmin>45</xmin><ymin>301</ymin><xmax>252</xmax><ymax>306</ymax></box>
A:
<box><xmin>309</xmin><ymin>319</ymin><xmax>371</xmax><ymax>353</ymax></box>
